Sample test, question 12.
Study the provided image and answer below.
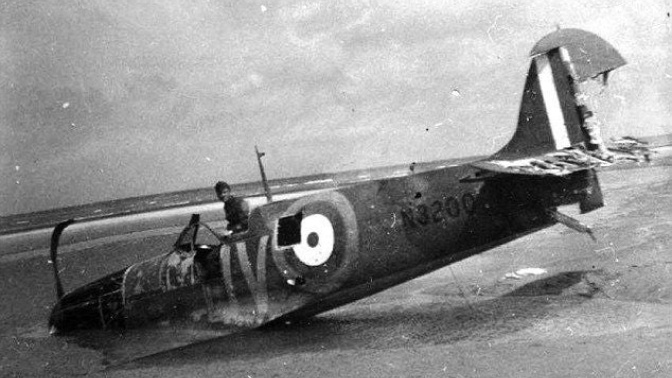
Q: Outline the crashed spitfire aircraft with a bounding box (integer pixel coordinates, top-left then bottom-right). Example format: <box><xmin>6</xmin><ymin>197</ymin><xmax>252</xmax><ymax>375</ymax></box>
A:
<box><xmin>48</xmin><ymin>29</ymin><xmax>626</xmax><ymax>354</ymax></box>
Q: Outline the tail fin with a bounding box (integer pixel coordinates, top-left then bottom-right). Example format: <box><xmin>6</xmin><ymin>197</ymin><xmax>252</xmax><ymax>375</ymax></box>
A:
<box><xmin>492</xmin><ymin>28</ymin><xmax>626</xmax><ymax>160</ymax></box>
<box><xmin>466</xmin><ymin>30</ymin><xmax>626</xmax><ymax>218</ymax></box>
<box><xmin>493</xmin><ymin>48</ymin><xmax>585</xmax><ymax>159</ymax></box>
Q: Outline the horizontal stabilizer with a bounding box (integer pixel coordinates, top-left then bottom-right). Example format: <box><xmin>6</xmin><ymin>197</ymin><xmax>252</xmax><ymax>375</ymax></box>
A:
<box><xmin>470</xmin><ymin>148</ymin><xmax>609</xmax><ymax>178</ymax></box>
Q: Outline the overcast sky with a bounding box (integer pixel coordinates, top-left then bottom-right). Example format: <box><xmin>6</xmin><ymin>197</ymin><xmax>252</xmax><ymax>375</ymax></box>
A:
<box><xmin>1</xmin><ymin>0</ymin><xmax>670</xmax><ymax>215</ymax></box>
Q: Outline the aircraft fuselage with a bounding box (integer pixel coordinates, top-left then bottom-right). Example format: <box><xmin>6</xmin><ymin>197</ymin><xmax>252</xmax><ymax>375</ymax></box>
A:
<box><xmin>49</xmin><ymin>163</ymin><xmax>593</xmax><ymax>332</ymax></box>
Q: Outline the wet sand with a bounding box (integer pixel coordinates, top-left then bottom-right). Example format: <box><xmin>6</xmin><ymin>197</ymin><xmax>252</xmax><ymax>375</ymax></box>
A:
<box><xmin>1</xmin><ymin>160</ymin><xmax>671</xmax><ymax>377</ymax></box>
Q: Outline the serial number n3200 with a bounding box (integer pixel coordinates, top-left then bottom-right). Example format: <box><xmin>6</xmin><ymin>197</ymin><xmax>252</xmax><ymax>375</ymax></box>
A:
<box><xmin>401</xmin><ymin>193</ymin><xmax>475</xmax><ymax>228</ymax></box>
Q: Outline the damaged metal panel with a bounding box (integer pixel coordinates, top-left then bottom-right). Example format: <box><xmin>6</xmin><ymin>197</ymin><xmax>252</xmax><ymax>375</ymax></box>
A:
<box><xmin>607</xmin><ymin>137</ymin><xmax>654</xmax><ymax>162</ymax></box>
<box><xmin>472</xmin><ymin>147</ymin><xmax>606</xmax><ymax>177</ymax></box>
<box><xmin>530</xmin><ymin>28</ymin><xmax>626</xmax><ymax>80</ymax></box>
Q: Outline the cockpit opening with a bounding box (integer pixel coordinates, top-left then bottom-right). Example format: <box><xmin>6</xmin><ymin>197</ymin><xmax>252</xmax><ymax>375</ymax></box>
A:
<box><xmin>277</xmin><ymin>212</ymin><xmax>303</xmax><ymax>247</ymax></box>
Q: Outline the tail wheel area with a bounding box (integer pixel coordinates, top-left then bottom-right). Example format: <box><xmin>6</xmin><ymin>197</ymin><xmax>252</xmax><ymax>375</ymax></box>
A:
<box><xmin>273</xmin><ymin>191</ymin><xmax>359</xmax><ymax>294</ymax></box>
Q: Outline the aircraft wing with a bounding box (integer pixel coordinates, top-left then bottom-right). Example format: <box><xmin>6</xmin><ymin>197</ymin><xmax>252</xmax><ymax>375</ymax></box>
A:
<box><xmin>239</xmin><ymin>157</ymin><xmax>476</xmax><ymax>211</ymax></box>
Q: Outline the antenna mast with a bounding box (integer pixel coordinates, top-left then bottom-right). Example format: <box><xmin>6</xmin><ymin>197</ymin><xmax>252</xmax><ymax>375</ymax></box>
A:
<box><xmin>255</xmin><ymin>145</ymin><xmax>273</xmax><ymax>202</ymax></box>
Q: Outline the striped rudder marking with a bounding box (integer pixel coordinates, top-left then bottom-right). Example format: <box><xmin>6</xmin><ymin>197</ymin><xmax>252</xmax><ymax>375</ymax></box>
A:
<box><xmin>534</xmin><ymin>54</ymin><xmax>571</xmax><ymax>150</ymax></box>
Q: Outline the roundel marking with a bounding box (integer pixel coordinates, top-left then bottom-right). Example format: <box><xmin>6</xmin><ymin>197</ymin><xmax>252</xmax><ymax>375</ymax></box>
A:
<box><xmin>293</xmin><ymin>214</ymin><xmax>334</xmax><ymax>267</ymax></box>
<box><xmin>272</xmin><ymin>191</ymin><xmax>359</xmax><ymax>294</ymax></box>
